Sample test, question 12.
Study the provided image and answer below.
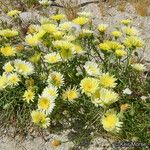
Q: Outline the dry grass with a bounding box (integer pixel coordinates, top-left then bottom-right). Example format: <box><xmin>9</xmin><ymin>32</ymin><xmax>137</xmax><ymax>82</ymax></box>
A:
<box><xmin>98</xmin><ymin>0</ymin><xmax>150</xmax><ymax>16</ymax></box>
<box><xmin>129</xmin><ymin>0</ymin><xmax>150</xmax><ymax>16</ymax></box>
<box><xmin>60</xmin><ymin>0</ymin><xmax>81</xmax><ymax>20</ymax></box>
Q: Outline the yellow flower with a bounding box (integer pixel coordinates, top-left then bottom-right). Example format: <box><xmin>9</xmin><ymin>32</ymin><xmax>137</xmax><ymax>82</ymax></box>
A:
<box><xmin>120</xmin><ymin>19</ymin><xmax>132</xmax><ymax>25</ymax></box>
<box><xmin>84</xmin><ymin>61</ymin><xmax>100</xmax><ymax>76</ymax></box>
<box><xmin>47</xmin><ymin>71</ymin><xmax>64</xmax><ymax>87</ymax></box>
<box><xmin>0</xmin><ymin>29</ymin><xmax>18</xmax><ymax>37</ymax></box>
<box><xmin>73</xmin><ymin>17</ymin><xmax>89</xmax><ymax>26</ymax></box>
<box><xmin>131</xmin><ymin>63</ymin><xmax>146</xmax><ymax>72</ymax></box>
<box><xmin>120</xmin><ymin>103</ymin><xmax>130</xmax><ymax>112</ymax></box>
<box><xmin>59</xmin><ymin>22</ymin><xmax>73</xmax><ymax>31</ymax></box>
<box><xmin>80</xmin><ymin>29</ymin><xmax>93</xmax><ymax>37</ymax></box>
<box><xmin>123</xmin><ymin>27</ymin><xmax>138</xmax><ymax>36</ymax></box>
<box><xmin>8</xmin><ymin>73</ymin><xmax>20</xmax><ymax>86</ymax></box>
<box><xmin>25</xmin><ymin>34</ymin><xmax>40</xmax><ymax>46</ymax></box>
<box><xmin>1</xmin><ymin>46</ymin><xmax>16</xmax><ymax>56</ymax></box>
<box><xmin>108</xmin><ymin>41</ymin><xmax>124</xmax><ymax>51</ymax></box>
<box><xmin>101</xmin><ymin>109</ymin><xmax>122</xmax><ymax>132</ymax></box>
<box><xmin>44</xmin><ymin>52</ymin><xmax>61</xmax><ymax>64</ymax></box>
<box><xmin>3</xmin><ymin>62</ymin><xmax>14</xmax><ymax>73</ymax></box>
<box><xmin>98</xmin><ymin>24</ymin><xmax>108</xmax><ymax>33</ymax></box>
<box><xmin>99</xmin><ymin>73</ymin><xmax>117</xmax><ymax>88</ymax></box>
<box><xmin>52</xmin><ymin>31</ymin><xmax>64</xmax><ymax>39</ymax></box>
<box><xmin>42</xmin><ymin>85</ymin><xmax>58</xmax><ymax>100</ymax></box>
<box><xmin>14</xmin><ymin>59</ymin><xmax>34</xmax><ymax>76</ymax></box>
<box><xmin>92</xmin><ymin>88</ymin><xmax>119</xmax><ymax>107</ymax></box>
<box><xmin>27</xmin><ymin>25</ymin><xmax>40</xmax><ymax>34</ymax></box>
<box><xmin>115</xmin><ymin>49</ymin><xmax>127</xmax><ymax>57</ymax></box>
<box><xmin>38</xmin><ymin>95</ymin><xmax>55</xmax><ymax>114</ymax></box>
<box><xmin>7</xmin><ymin>10</ymin><xmax>21</xmax><ymax>17</ymax></box>
<box><xmin>23</xmin><ymin>89</ymin><xmax>35</xmax><ymax>103</ymax></box>
<box><xmin>99</xmin><ymin>42</ymin><xmax>111</xmax><ymax>53</ymax></box>
<box><xmin>63</xmin><ymin>87</ymin><xmax>79</xmax><ymax>101</ymax></box>
<box><xmin>0</xmin><ymin>74</ymin><xmax>8</xmax><ymax>90</ymax></box>
<box><xmin>80</xmin><ymin>77</ymin><xmax>99</xmax><ymax>95</ymax></box>
<box><xmin>51</xmin><ymin>139</ymin><xmax>61</xmax><ymax>147</ymax></box>
<box><xmin>124</xmin><ymin>36</ymin><xmax>144</xmax><ymax>49</ymax></box>
<box><xmin>112</xmin><ymin>31</ymin><xmax>122</xmax><ymax>38</ymax></box>
<box><xmin>73</xmin><ymin>44</ymin><xmax>85</xmax><ymax>54</ymax></box>
<box><xmin>31</xmin><ymin>110</ymin><xmax>50</xmax><ymax>128</ymax></box>
<box><xmin>51</xmin><ymin>14</ymin><xmax>65</xmax><ymax>21</ymax></box>
<box><xmin>42</xmin><ymin>23</ymin><xmax>57</xmax><ymax>33</ymax></box>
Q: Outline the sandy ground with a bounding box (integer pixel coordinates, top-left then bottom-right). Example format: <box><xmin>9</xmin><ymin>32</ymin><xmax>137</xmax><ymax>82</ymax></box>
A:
<box><xmin>0</xmin><ymin>0</ymin><xmax>150</xmax><ymax>149</ymax></box>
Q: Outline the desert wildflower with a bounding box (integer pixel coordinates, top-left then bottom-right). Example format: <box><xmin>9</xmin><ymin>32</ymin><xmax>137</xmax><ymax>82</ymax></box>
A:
<box><xmin>98</xmin><ymin>24</ymin><xmax>108</xmax><ymax>33</ymax></box>
<box><xmin>3</xmin><ymin>62</ymin><xmax>14</xmax><ymax>73</ymax></box>
<box><xmin>73</xmin><ymin>17</ymin><xmax>89</xmax><ymax>26</ymax></box>
<box><xmin>29</xmin><ymin>52</ymin><xmax>42</xmax><ymax>64</ymax></box>
<box><xmin>23</xmin><ymin>89</ymin><xmax>35</xmax><ymax>103</ymax></box>
<box><xmin>51</xmin><ymin>14</ymin><xmax>65</xmax><ymax>21</ymax></box>
<box><xmin>112</xmin><ymin>31</ymin><xmax>122</xmax><ymax>38</ymax></box>
<box><xmin>123</xmin><ymin>27</ymin><xmax>138</xmax><ymax>36</ymax></box>
<box><xmin>73</xmin><ymin>44</ymin><xmax>85</xmax><ymax>54</ymax></box>
<box><xmin>124</xmin><ymin>36</ymin><xmax>144</xmax><ymax>49</ymax></box>
<box><xmin>80</xmin><ymin>77</ymin><xmax>99</xmax><ymax>95</ymax></box>
<box><xmin>120</xmin><ymin>103</ymin><xmax>130</xmax><ymax>112</ymax></box>
<box><xmin>131</xmin><ymin>63</ymin><xmax>146</xmax><ymax>72</ymax></box>
<box><xmin>115</xmin><ymin>49</ymin><xmax>127</xmax><ymax>57</ymax></box>
<box><xmin>107</xmin><ymin>41</ymin><xmax>124</xmax><ymax>51</ymax></box>
<box><xmin>42</xmin><ymin>85</ymin><xmax>58</xmax><ymax>100</ymax></box>
<box><xmin>47</xmin><ymin>71</ymin><xmax>64</xmax><ymax>87</ymax></box>
<box><xmin>84</xmin><ymin>61</ymin><xmax>100</xmax><ymax>76</ymax></box>
<box><xmin>0</xmin><ymin>74</ymin><xmax>8</xmax><ymax>90</ymax></box>
<box><xmin>63</xmin><ymin>87</ymin><xmax>79</xmax><ymax>101</ymax></box>
<box><xmin>99</xmin><ymin>42</ymin><xmax>111</xmax><ymax>53</ymax></box>
<box><xmin>31</xmin><ymin>110</ymin><xmax>50</xmax><ymax>128</ymax></box>
<box><xmin>120</xmin><ymin>19</ymin><xmax>132</xmax><ymax>25</ymax></box>
<box><xmin>42</xmin><ymin>23</ymin><xmax>57</xmax><ymax>33</ymax></box>
<box><xmin>80</xmin><ymin>29</ymin><xmax>93</xmax><ymax>37</ymax></box>
<box><xmin>0</xmin><ymin>29</ymin><xmax>18</xmax><ymax>37</ymax></box>
<box><xmin>101</xmin><ymin>109</ymin><xmax>122</xmax><ymax>132</ymax></box>
<box><xmin>92</xmin><ymin>88</ymin><xmax>119</xmax><ymax>107</ymax></box>
<box><xmin>7</xmin><ymin>10</ymin><xmax>21</xmax><ymax>17</ymax></box>
<box><xmin>25</xmin><ymin>34</ymin><xmax>40</xmax><ymax>46</ymax></box>
<box><xmin>99</xmin><ymin>73</ymin><xmax>117</xmax><ymax>88</ymax></box>
<box><xmin>59</xmin><ymin>22</ymin><xmax>73</xmax><ymax>31</ymax></box>
<box><xmin>38</xmin><ymin>95</ymin><xmax>55</xmax><ymax>114</ymax></box>
<box><xmin>44</xmin><ymin>52</ymin><xmax>61</xmax><ymax>64</ymax></box>
<box><xmin>51</xmin><ymin>139</ymin><xmax>61</xmax><ymax>147</ymax></box>
<box><xmin>8</xmin><ymin>73</ymin><xmax>20</xmax><ymax>86</ymax></box>
<box><xmin>14</xmin><ymin>59</ymin><xmax>34</xmax><ymax>76</ymax></box>
<box><xmin>1</xmin><ymin>46</ymin><xmax>16</xmax><ymax>57</ymax></box>
<box><xmin>77</xmin><ymin>12</ymin><xmax>91</xmax><ymax>18</ymax></box>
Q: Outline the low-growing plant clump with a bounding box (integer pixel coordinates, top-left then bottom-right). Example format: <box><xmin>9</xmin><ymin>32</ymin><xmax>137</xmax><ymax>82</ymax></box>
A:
<box><xmin>0</xmin><ymin>9</ymin><xmax>150</xmax><ymax>149</ymax></box>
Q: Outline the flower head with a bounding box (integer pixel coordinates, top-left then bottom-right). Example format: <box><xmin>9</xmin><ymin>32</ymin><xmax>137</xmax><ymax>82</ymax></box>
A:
<box><xmin>25</xmin><ymin>34</ymin><xmax>40</xmax><ymax>46</ymax></box>
<box><xmin>1</xmin><ymin>46</ymin><xmax>16</xmax><ymax>57</ymax></box>
<box><xmin>42</xmin><ymin>23</ymin><xmax>57</xmax><ymax>33</ymax></box>
<box><xmin>63</xmin><ymin>87</ymin><xmax>79</xmax><ymax>101</ymax></box>
<box><xmin>38</xmin><ymin>95</ymin><xmax>55</xmax><ymax>114</ymax></box>
<box><xmin>124</xmin><ymin>36</ymin><xmax>144</xmax><ymax>49</ymax></box>
<box><xmin>42</xmin><ymin>85</ymin><xmax>58</xmax><ymax>100</ymax></box>
<box><xmin>47</xmin><ymin>72</ymin><xmax>64</xmax><ymax>88</ymax></box>
<box><xmin>8</xmin><ymin>73</ymin><xmax>20</xmax><ymax>86</ymax></box>
<box><xmin>80</xmin><ymin>77</ymin><xmax>99</xmax><ymax>96</ymax></box>
<box><xmin>123</xmin><ymin>27</ymin><xmax>138</xmax><ymax>36</ymax></box>
<box><xmin>0</xmin><ymin>74</ymin><xmax>8</xmax><ymax>90</ymax></box>
<box><xmin>44</xmin><ymin>52</ymin><xmax>61</xmax><ymax>64</ymax></box>
<box><xmin>92</xmin><ymin>88</ymin><xmax>119</xmax><ymax>107</ymax></box>
<box><xmin>73</xmin><ymin>17</ymin><xmax>89</xmax><ymax>26</ymax></box>
<box><xmin>99</xmin><ymin>73</ymin><xmax>117</xmax><ymax>88</ymax></box>
<box><xmin>31</xmin><ymin>110</ymin><xmax>50</xmax><ymax>128</ymax></box>
<box><xmin>7</xmin><ymin>10</ymin><xmax>21</xmax><ymax>17</ymax></box>
<box><xmin>115</xmin><ymin>49</ymin><xmax>127</xmax><ymax>57</ymax></box>
<box><xmin>112</xmin><ymin>31</ymin><xmax>122</xmax><ymax>38</ymax></box>
<box><xmin>131</xmin><ymin>63</ymin><xmax>146</xmax><ymax>72</ymax></box>
<box><xmin>84</xmin><ymin>61</ymin><xmax>100</xmax><ymax>76</ymax></box>
<box><xmin>51</xmin><ymin>14</ymin><xmax>65</xmax><ymax>21</ymax></box>
<box><xmin>101</xmin><ymin>109</ymin><xmax>122</xmax><ymax>132</ymax></box>
<box><xmin>120</xmin><ymin>19</ymin><xmax>132</xmax><ymax>25</ymax></box>
<box><xmin>3</xmin><ymin>62</ymin><xmax>14</xmax><ymax>73</ymax></box>
<box><xmin>14</xmin><ymin>59</ymin><xmax>34</xmax><ymax>76</ymax></box>
<box><xmin>98</xmin><ymin>24</ymin><xmax>108</xmax><ymax>33</ymax></box>
<box><xmin>0</xmin><ymin>29</ymin><xmax>18</xmax><ymax>37</ymax></box>
<box><xmin>23</xmin><ymin>89</ymin><xmax>35</xmax><ymax>103</ymax></box>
